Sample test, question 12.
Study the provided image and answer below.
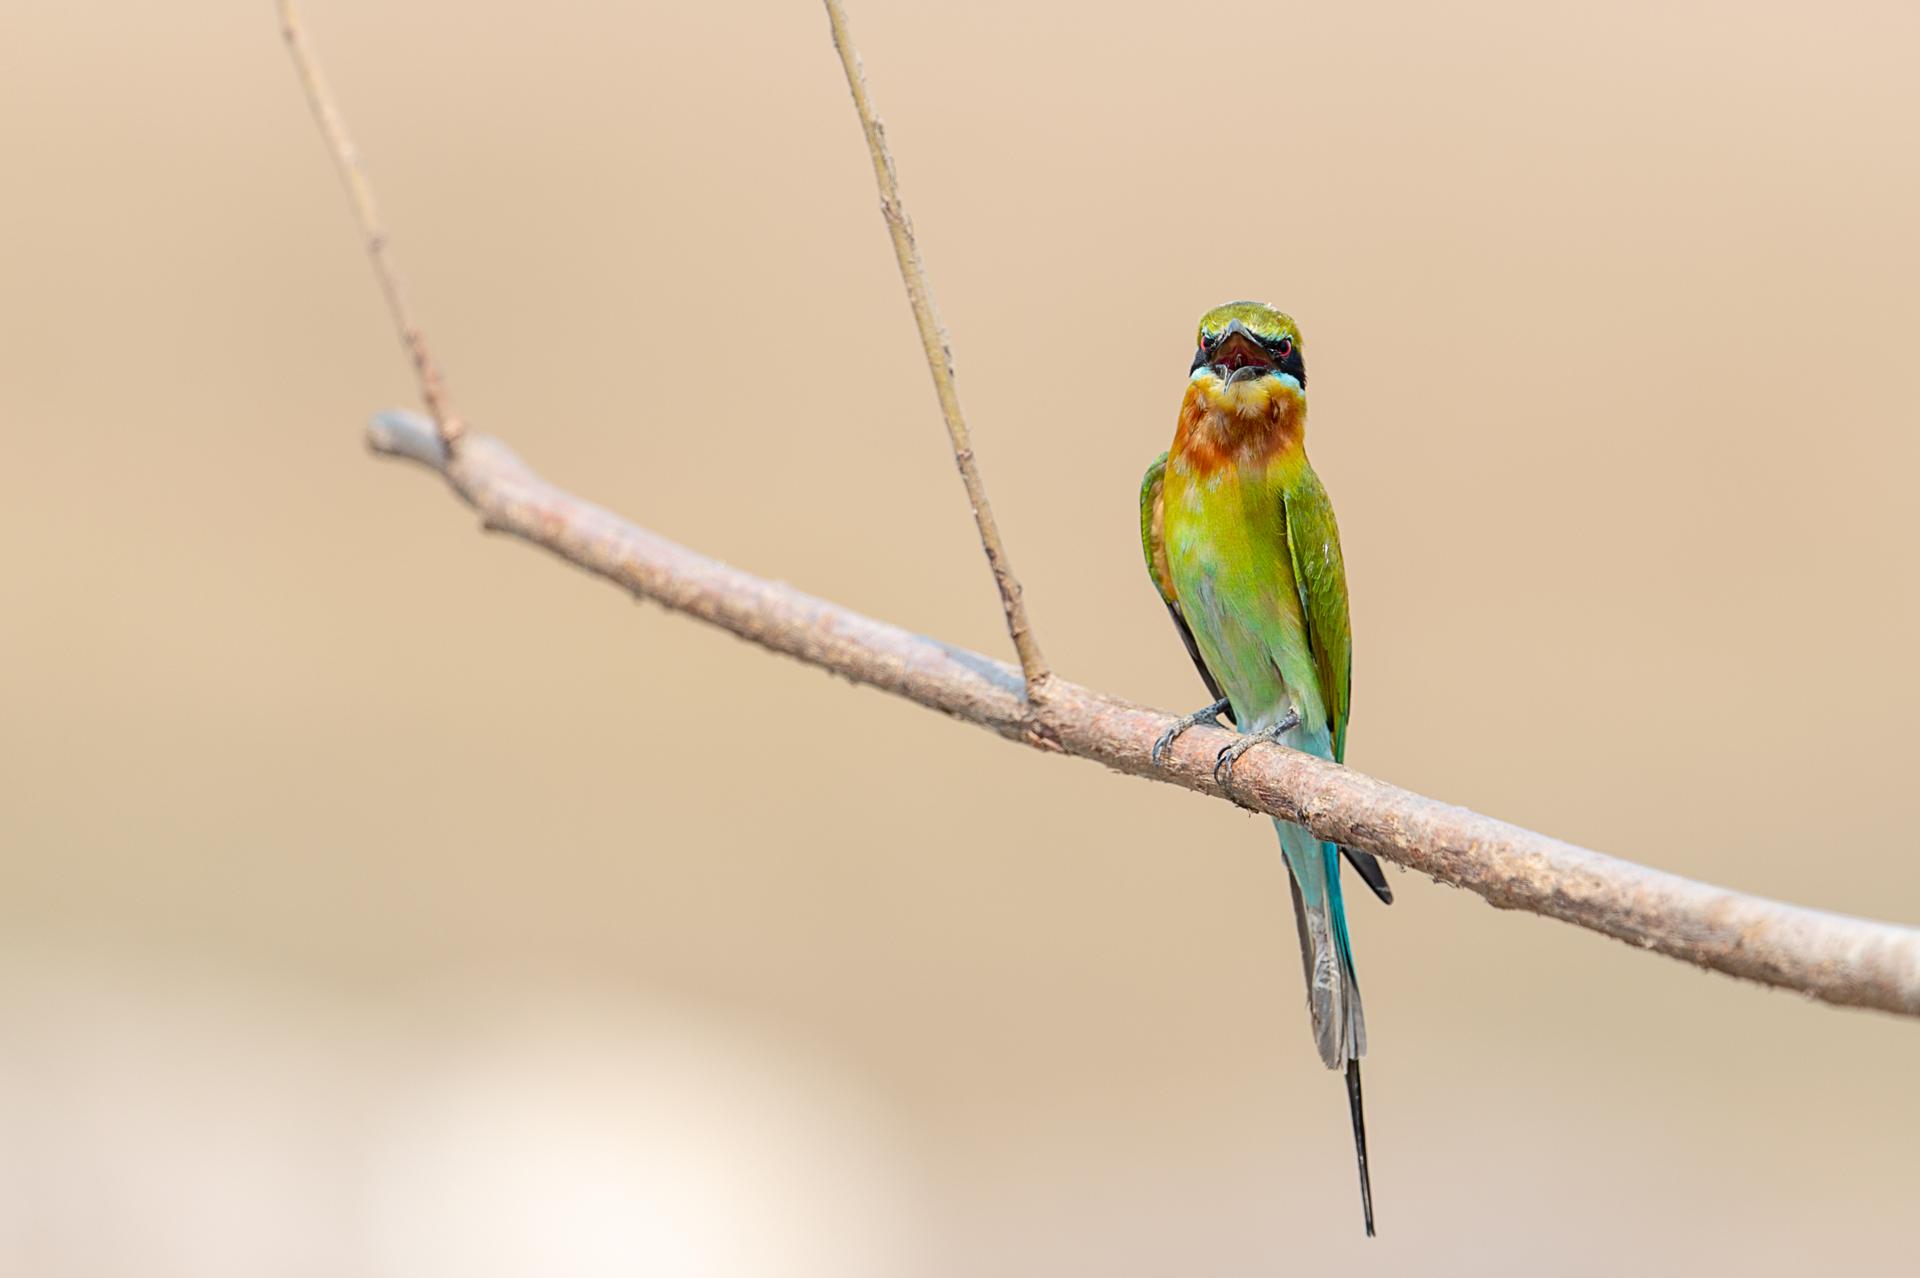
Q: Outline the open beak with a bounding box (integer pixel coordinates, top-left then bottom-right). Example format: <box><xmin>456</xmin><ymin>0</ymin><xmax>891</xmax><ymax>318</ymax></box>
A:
<box><xmin>1202</xmin><ymin>319</ymin><xmax>1275</xmax><ymax>382</ymax></box>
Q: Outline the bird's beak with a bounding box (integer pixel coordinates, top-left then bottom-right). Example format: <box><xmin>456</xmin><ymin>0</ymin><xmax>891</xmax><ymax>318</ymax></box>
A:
<box><xmin>1205</xmin><ymin>319</ymin><xmax>1275</xmax><ymax>381</ymax></box>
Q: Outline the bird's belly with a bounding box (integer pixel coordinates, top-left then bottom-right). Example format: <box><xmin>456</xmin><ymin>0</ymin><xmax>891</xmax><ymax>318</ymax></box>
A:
<box><xmin>1167</xmin><ymin>529</ymin><xmax>1295</xmax><ymax>731</ymax></box>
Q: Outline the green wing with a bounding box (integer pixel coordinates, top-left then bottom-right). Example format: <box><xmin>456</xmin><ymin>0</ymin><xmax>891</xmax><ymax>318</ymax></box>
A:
<box><xmin>1139</xmin><ymin>453</ymin><xmax>1229</xmax><ymax>710</ymax></box>
<box><xmin>1281</xmin><ymin>463</ymin><xmax>1353</xmax><ymax>763</ymax></box>
<box><xmin>1282</xmin><ymin>464</ymin><xmax>1390</xmax><ymax>901</ymax></box>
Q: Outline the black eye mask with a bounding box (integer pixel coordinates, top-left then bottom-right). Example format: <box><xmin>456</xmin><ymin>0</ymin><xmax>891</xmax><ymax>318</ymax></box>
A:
<box><xmin>1189</xmin><ymin>338</ymin><xmax>1308</xmax><ymax>387</ymax></box>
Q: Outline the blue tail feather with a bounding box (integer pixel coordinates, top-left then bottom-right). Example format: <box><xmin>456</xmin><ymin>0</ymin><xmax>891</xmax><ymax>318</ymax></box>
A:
<box><xmin>1274</xmin><ymin>818</ymin><xmax>1373</xmax><ymax>1235</ymax></box>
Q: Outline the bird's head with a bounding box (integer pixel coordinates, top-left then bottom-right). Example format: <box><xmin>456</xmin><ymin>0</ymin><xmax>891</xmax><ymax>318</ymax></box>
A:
<box><xmin>1187</xmin><ymin>300</ymin><xmax>1307</xmax><ymax>419</ymax></box>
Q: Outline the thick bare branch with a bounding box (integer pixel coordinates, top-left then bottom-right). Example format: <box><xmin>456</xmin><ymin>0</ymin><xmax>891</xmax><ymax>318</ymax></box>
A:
<box><xmin>287</xmin><ymin>0</ymin><xmax>1919</xmax><ymax>1022</ymax></box>
<box><xmin>822</xmin><ymin>0</ymin><xmax>1051</xmax><ymax>703</ymax></box>
<box><xmin>278</xmin><ymin>0</ymin><xmax>462</xmax><ymax>447</ymax></box>
<box><xmin>370</xmin><ymin>408</ymin><xmax>1920</xmax><ymax>1020</ymax></box>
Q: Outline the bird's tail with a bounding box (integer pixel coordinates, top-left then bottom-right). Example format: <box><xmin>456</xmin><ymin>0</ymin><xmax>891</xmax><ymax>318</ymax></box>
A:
<box><xmin>1276</xmin><ymin>817</ymin><xmax>1374</xmax><ymax>1236</ymax></box>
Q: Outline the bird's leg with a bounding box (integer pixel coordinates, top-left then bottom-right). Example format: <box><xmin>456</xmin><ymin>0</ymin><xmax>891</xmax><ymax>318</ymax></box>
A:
<box><xmin>1213</xmin><ymin>709</ymin><xmax>1300</xmax><ymax>788</ymax></box>
<box><xmin>1151</xmin><ymin>696</ymin><xmax>1233</xmax><ymax>766</ymax></box>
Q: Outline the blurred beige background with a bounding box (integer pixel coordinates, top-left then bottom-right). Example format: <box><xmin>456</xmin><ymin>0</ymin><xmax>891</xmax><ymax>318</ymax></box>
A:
<box><xmin>4</xmin><ymin>1</ymin><xmax>1918</xmax><ymax>1273</ymax></box>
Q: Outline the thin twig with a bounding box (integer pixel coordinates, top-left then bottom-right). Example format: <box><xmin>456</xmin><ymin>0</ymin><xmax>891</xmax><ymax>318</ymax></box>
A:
<box><xmin>821</xmin><ymin>0</ymin><xmax>1052</xmax><ymax>708</ymax></box>
<box><xmin>278</xmin><ymin>0</ymin><xmax>462</xmax><ymax>448</ymax></box>
<box><xmin>366</xmin><ymin>408</ymin><xmax>1920</xmax><ymax>1019</ymax></box>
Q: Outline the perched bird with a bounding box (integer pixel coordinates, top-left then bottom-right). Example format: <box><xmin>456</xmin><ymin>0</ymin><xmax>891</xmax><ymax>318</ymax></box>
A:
<box><xmin>1139</xmin><ymin>301</ymin><xmax>1387</xmax><ymax>1235</ymax></box>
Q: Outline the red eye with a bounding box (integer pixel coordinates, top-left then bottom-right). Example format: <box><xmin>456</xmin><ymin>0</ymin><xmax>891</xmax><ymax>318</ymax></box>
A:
<box><xmin>1276</xmin><ymin>337</ymin><xmax>1294</xmax><ymax>358</ymax></box>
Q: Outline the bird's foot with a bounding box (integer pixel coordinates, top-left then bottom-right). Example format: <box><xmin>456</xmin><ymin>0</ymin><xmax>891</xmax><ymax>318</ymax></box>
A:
<box><xmin>1213</xmin><ymin>709</ymin><xmax>1300</xmax><ymax>789</ymax></box>
<box><xmin>1151</xmin><ymin>697</ymin><xmax>1233</xmax><ymax>766</ymax></box>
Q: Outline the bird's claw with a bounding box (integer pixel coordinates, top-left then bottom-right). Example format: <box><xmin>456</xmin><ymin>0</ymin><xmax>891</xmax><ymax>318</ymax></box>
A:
<box><xmin>1212</xmin><ymin>709</ymin><xmax>1301</xmax><ymax>789</ymax></box>
<box><xmin>1151</xmin><ymin>697</ymin><xmax>1233</xmax><ymax>766</ymax></box>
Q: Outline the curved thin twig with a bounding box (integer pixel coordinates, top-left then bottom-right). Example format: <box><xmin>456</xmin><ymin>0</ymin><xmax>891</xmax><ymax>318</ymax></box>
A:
<box><xmin>823</xmin><ymin>0</ymin><xmax>1051</xmax><ymax>704</ymax></box>
<box><xmin>366</xmin><ymin>408</ymin><xmax>1920</xmax><ymax>1018</ymax></box>
<box><xmin>278</xmin><ymin>0</ymin><xmax>462</xmax><ymax>447</ymax></box>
